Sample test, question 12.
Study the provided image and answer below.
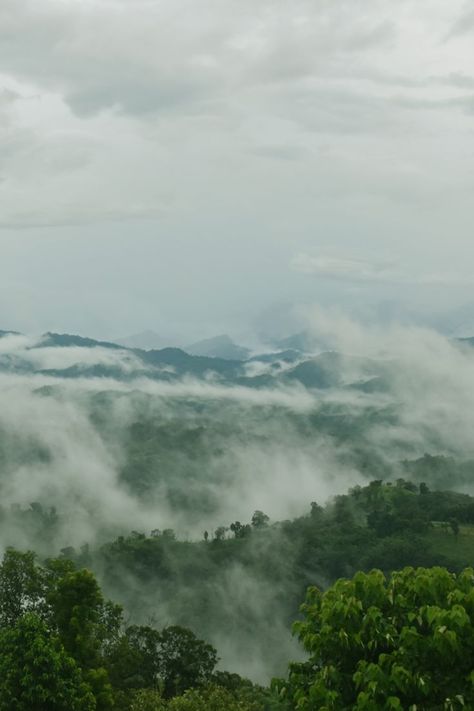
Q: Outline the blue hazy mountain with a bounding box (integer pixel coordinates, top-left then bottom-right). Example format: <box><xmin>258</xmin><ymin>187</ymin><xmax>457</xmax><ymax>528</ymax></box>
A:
<box><xmin>185</xmin><ymin>334</ymin><xmax>250</xmax><ymax>360</ymax></box>
<box><xmin>2</xmin><ymin>327</ymin><xmax>470</xmax><ymax>396</ymax></box>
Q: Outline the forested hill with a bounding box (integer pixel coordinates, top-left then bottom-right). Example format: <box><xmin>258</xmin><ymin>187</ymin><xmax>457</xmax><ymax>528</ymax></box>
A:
<box><xmin>8</xmin><ymin>479</ymin><xmax>474</xmax><ymax>686</ymax></box>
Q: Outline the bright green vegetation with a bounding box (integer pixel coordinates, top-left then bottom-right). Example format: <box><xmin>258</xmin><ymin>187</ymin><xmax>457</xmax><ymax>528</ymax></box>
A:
<box><xmin>278</xmin><ymin>566</ymin><xmax>474</xmax><ymax>710</ymax></box>
<box><xmin>427</xmin><ymin>525</ymin><xmax>474</xmax><ymax>566</ymax></box>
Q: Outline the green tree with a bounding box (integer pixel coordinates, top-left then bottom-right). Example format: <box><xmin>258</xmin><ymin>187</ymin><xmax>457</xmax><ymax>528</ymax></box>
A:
<box><xmin>49</xmin><ymin>569</ymin><xmax>104</xmax><ymax>664</ymax></box>
<box><xmin>449</xmin><ymin>517</ymin><xmax>460</xmax><ymax>539</ymax></box>
<box><xmin>128</xmin><ymin>686</ymin><xmax>268</xmax><ymax>711</ymax></box>
<box><xmin>251</xmin><ymin>511</ymin><xmax>270</xmax><ymax>529</ymax></box>
<box><xmin>0</xmin><ymin>613</ymin><xmax>95</xmax><ymax>711</ymax></box>
<box><xmin>0</xmin><ymin>549</ymin><xmax>45</xmax><ymax>626</ymax></box>
<box><xmin>129</xmin><ymin>689</ymin><xmax>166</xmax><ymax>710</ymax></box>
<box><xmin>48</xmin><ymin>569</ymin><xmax>117</xmax><ymax>709</ymax></box>
<box><xmin>157</xmin><ymin>626</ymin><xmax>218</xmax><ymax>698</ymax></box>
<box><xmin>112</xmin><ymin>625</ymin><xmax>162</xmax><ymax>691</ymax></box>
<box><xmin>230</xmin><ymin>522</ymin><xmax>251</xmax><ymax>539</ymax></box>
<box><xmin>214</xmin><ymin>526</ymin><xmax>227</xmax><ymax>541</ymax></box>
<box><xmin>281</xmin><ymin>567</ymin><xmax>474</xmax><ymax>710</ymax></box>
<box><xmin>110</xmin><ymin>624</ymin><xmax>218</xmax><ymax>700</ymax></box>
<box><xmin>167</xmin><ymin>685</ymin><xmax>260</xmax><ymax>711</ymax></box>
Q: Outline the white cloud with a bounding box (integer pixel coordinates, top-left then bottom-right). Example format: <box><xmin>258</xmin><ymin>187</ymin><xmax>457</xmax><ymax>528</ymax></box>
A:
<box><xmin>291</xmin><ymin>254</ymin><xmax>394</xmax><ymax>282</ymax></box>
<box><xmin>291</xmin><ymin>253</ymin><xmax>473</xmax><ymax>288</ymax></box>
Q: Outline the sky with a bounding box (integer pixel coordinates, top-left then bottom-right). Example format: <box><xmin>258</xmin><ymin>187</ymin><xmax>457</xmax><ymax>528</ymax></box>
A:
<box><xmin>1</xmin><ymin>0</ymin><xmax>474</xmax><ymax>343</ymax></box>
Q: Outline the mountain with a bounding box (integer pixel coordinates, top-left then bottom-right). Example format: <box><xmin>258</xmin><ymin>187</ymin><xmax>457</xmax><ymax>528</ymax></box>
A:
<box><xmin>0</xmin><ymin>327</ymin><xmax>394</xmax><ymax>392</ymax></box>
<box><xmin>139</xmin><ymin>346</ymin><xmax>243</xmax><ymax>378</ymax></box>
<box><xmin>272</xmin><ymin>331</ymin><xmax>324</xmax><ymax>354</ymax></box>
<box><xmin>115</xmin><ymin>330</ymin><xmax>170</xmax><ymax>350</ymax></box>
<box><xmin>248</xmin><ymin>349</ymin><xmax>301</xmax><ymax>364</ymax></box>
<box><xmin>280</xmin><ymin>351</ymin><xmax>383</xmax><ymax>389</ymax></box>
<box><xmin>185</xmin><ymin>334</ymin><xmax>250</xmax><ymax>360</ymax></box>
<box><xmin>40</xmin><ymin>332</ymin><xmax>123</xmax><ymax>350</ymax></box>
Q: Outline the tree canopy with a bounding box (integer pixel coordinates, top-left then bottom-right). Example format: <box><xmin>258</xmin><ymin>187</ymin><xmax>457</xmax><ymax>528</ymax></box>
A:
<box><xmin>280</xmin><ymin>566</ymin><xmax>474</xmax><ymax>710</ymax></box>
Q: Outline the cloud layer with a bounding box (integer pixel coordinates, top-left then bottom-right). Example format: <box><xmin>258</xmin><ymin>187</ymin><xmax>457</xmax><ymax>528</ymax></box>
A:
<box><xmin>0</xmin><ymin>0</ymin><xmax>473</xmax><ymax>340</ymax></box>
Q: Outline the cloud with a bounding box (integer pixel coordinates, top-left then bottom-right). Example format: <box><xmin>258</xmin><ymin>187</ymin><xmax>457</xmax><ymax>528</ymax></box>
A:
<box><xmin>0</xmin><ymin>1</ymin><xmax>397</xmax><ymax>118</ymax></box>
<box><xmin>291</xmin><ymin>253</ymin><xmax>472</xmax><ymax>288</ymax></box>
<box><xmin>291</xmin><ymin>254</ymin><xmax>394</xmax><ymax>282</ymax></box>
<box><xmin>447</xmin><ymin>8</ymin><xmax>474</xmax><ymax>38</ymax></box>
<box><xmin>0</xmin><ymin>0</ymin><xmax>472</xmax><ymax>338</ymax></box>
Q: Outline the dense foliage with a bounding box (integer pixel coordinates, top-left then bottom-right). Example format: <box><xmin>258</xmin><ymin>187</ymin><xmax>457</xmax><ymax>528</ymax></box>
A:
<box><xmin>279</xmin><ymin>566</ymin><xmax>474</xmax><ymax>710</ymax></box>
<box><xmin>0</xmin><ymin>550</ymin><xmax>281</xmax><ymax>710</ymax></box>
<box><xmin>50</xmin><ymin>478</ymin><xmax>474</xmax><ymax>684</ymax></box>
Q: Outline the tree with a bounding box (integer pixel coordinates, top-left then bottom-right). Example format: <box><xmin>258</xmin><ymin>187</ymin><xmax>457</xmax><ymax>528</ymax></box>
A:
<box><xmin>157</xmin><ymin>626</ymin><xmax>218</xmax><ymax>698</ymax></box>
<box><xmin>281</xmin><ymin>567</ymin><xmax>474</xmax><ymax>710</ymax></box>
<box><xmin>449</xmin><ymin>517</ymin><xmax>460</xmax><ymax>539</ymax></box>
<box><xmin>230</xmin><ymin>521</ymin><xmax>243</xmax><ymax>538</ymax></box>
<box><xmin>167</xmin><ymin>685</ymin><xmax>260</xmax><ymax>711</ymax></box>
<box><xmin>310</xmin><ymin>501</ymin><xmax>323</xmax><ymax>519</ymax></box>
<box><xmin>332</xmin><ymin>496</ymin><xmax>355</xmax><ymax>530</ymax></box>
<box><xmin>114</xmin><ymin>625</ymin><xmax>162</xmax><ymax>690</ymax></box>
<box><xmin>214</xmin><ymin>527</ymin><xmax>227</xmax><ymax>541</ymax></box>
<box><xmin>129</xmin><ymin>689</ymin><xmax>166</xmax><ymax>710</ymax></box>
<box><xmin>251</xmin><ymin>511</ymin><xmax>269</xmax><ymax>529</ymax></box>
<box><xmin>128</xmin><ymin>685</ymin><xmax>268</xmax><ymax>711</ymax></box>
<box><xmin>230</xmin><ymin>522</ymin><xmax>251</xmax><ymax>539</ymax></box>
<box><xmin>0</xmin><ymin>549</ymin><xmax>45</xmax><ymax>627</ymax></box>
<box><xmin>111</xmin><ymin>624</ymin><xmax>218</xmax><ymax>699</ymax></box>
<box><xmin>0</xmin><ymin>613</ymin><xmax>95</xmax><ymax>711</ymax></box>
<box><xmin>48</xmin><ymin>569</ymin><xmax>118</xmax><ymax>709</ymax></box>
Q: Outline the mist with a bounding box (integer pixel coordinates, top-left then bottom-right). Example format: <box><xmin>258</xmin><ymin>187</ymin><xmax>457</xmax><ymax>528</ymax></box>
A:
<box><xmin>0</xmin><ymin>317</ymin><xmax>474</xmax><ymax>679</ymax></box>
<box><xmin>1</xmin><ymin>318</ymin><xmax>474</xmax><ymax>548</ymax></box>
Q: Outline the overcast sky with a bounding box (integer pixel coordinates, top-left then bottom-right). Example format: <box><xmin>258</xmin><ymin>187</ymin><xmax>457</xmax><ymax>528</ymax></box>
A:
<box><xmin>1</xmin><ymin>0</ymin><xmax>474</xmax><ymax>342</ymax></box>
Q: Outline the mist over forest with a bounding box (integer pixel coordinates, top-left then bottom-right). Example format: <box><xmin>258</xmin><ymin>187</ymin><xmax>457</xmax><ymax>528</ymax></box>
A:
<box><xmin>1</xmin><ymin>320</ymin><xmax>474</xmax><ymax>684</ymax></box>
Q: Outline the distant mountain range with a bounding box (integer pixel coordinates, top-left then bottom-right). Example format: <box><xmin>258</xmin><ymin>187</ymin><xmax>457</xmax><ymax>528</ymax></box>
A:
<box><xmin>1</xmin><ymin>327</ymin><xmax>472</xmax><ymax>393</ymax></box>
<box><xmin>0</xmin><ymin>328</ymin><xmax>388</xmax><ymax>393</ymax></box>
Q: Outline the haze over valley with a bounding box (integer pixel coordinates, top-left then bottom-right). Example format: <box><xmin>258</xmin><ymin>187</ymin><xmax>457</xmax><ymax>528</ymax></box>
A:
<box><xmin>1</xmin><ymin>319</ymin><xmax>474</xmax><ymax>683</ymax></box>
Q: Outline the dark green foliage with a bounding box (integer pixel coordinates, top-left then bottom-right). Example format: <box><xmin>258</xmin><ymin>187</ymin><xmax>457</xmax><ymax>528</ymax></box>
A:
<box><xmin>79</xmin><ymin>480</ymin><xmax>474</xmax><ymax>688</ymax></box>
<box><xmin>2</xmin><ymin>481</ymin><xmax>474</xmax><ymax>708</ymax></box>
<box><xmin>49</xmin><ymin>569</ymin><xmax>105</xmax><ymax>665</ymax></box>
<box><xmin>109</xmin><ymin>624</ymin><xmax>218</xmax><ymax>696</ymax></box>
<box><xmin>0</xmin><ymin>549</ymin><xmax>45</xmax><ymax>626</ymax></box>
<box><xmin>156</xmin><ymin>625</ymin><xmax>218</xmax><ymax>698</ymax></box>
<box><xmin>251</xmin><ymin>511</ymin><xmax>270</xmax><ymax>529</ymax></box>
<box><xmin>0</xmin><ymin>613</ymin><xmax>95</xmax><ymax>711</ymax></box>
<box><xmin>449</xmin><ymin>518</ymin><xmax>460</xmax><ymax>538</ymax></box>
<box><xmin>0</xmin><ymin>551</ymin><xmax>250</xmax><ymax>710</ymax></box>
<box><xmin>128</xmin><ymin>685</ymin><xmax>267</xmax><ymax>711</ymax></box>
<box><xmin>0</xmin><ymin>552</ymin><xmax>116</xmax><ymax>709</ymax></box>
